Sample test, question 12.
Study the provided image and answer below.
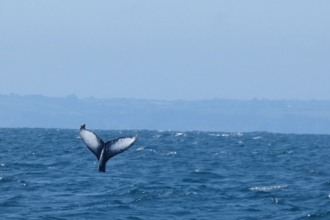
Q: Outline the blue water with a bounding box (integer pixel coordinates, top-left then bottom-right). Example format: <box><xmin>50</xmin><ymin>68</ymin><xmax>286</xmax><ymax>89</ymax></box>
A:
<box><xmin>1</xmin><ymin>128</ymin><xmax>330</xmax><ymax>219</ymax></box>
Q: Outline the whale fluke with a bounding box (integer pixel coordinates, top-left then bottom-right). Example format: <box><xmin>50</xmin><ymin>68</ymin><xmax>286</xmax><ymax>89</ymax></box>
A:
<box><xmin>79</xmin><ymin>124</ymin><xmax>138</xmax><ymax>172</ymax></box>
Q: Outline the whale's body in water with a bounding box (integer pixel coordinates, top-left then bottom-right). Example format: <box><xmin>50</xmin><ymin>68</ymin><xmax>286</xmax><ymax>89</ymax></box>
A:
<box><xmin>79</xmin><ymin>124</ymin><xmax>138</xmax><ymax>172</ymax></box>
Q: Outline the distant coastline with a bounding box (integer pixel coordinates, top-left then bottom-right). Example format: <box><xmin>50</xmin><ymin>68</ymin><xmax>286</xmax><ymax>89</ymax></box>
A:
<box><xmin>1</xmin><ymin>94</ymin><xmax>330</xmax><ymax>134</ymax></box>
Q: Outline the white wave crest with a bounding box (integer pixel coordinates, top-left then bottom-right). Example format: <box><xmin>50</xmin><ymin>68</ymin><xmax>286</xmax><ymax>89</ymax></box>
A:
<box><xmin>210</xmin><ymin>133</ymin><xmax>229</xmax><ymax>137</ymax></box>
<box><xmin>215</xmin><ymin>151</ymin><xmax>231</xmax><ymax>155</ymax></box>
<box><xmin>167</xmin><ymin>151</ymin><xmax>176</xmax><ymax>155</ymax></box>
<box><xmin>136</xmin><ymin>148</ymin><xmax>158</xmax><ymax>154</ymax></box>
<box><xmin>209</xmin><ymin>134</ymin><xmax>221</xmax><ymax>137</ymax></box>
<box><xmin>175</xmin><ymin>133</ymin><xmax>185</xmax><ymax>137</ymax></box>
<box><xmin>309</xmin><ymin>169</ymin><xmax>319</xmax><ymax>173</ymax></box>
<box><xmin>249</xmin><ymin>185</ymin><xmax>288</xmax><ymax>191</ymax></box>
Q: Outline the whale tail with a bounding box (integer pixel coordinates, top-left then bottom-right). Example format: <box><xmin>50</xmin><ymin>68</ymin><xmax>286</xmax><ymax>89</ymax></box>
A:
<box><xmin>99</xmin><ymin>163</ymin><xmax>106</xmax><ymax>172</ymax></box>
<box><xmin>79</xmin><ymin>124</ymin><xmax>139</xmax><ymax>173</ymax></box>
<box><xmin>96</xmin><ymin>134</ymin><xmax>139</xmax><ymax>172</ymax></box>
<box><xmin>98</xmin><ymin>147</ymin><xmax>107</xmax><ymax>172</ymax></box>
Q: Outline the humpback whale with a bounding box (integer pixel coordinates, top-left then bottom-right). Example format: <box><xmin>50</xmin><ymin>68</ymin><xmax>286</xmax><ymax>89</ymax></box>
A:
<box><xmin>79</xmin><ymin>124</ymin><xmax>138</xmax><ymax>172</ymax></box>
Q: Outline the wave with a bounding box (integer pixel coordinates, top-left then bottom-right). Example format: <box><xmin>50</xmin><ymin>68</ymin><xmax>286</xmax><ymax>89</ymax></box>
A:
<box><xmin>249</xmin><ymin>185</ymin><xmax>288</xmax><ymax>191</ymax></box>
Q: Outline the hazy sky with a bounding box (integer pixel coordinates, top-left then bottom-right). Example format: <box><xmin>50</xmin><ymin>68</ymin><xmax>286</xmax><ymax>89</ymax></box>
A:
<box><xmin>1</xmin><ymin>1</ymin><xmax>330</xmax><ymax>100</ymax></box>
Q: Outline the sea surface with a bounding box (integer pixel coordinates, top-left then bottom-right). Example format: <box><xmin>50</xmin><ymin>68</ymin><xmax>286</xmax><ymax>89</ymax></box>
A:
<box><xmin>1</xmin><ymin>128</ymin><xmax>330</xmax><ymax>219</ymax></box>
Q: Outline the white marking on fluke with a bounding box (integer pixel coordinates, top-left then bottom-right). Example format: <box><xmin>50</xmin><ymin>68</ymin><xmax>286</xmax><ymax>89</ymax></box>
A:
<box><xmin>79</xmin><ymin>124</ymin><xmax>138</xmax><ymax>172</ymax></box>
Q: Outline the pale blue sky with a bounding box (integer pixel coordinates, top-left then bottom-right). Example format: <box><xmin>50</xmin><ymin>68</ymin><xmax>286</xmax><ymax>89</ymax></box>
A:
<box><xmin>1</xmin><ymin>0</ymin><xmax>329</xmax><ymax>100</ymax></box>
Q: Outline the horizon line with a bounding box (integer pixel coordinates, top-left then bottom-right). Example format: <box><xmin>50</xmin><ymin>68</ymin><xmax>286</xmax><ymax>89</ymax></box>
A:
<box><xmin>1</xmin><ymin>93</ymin><xmax>329</xmax><ymax>102</ymax></box>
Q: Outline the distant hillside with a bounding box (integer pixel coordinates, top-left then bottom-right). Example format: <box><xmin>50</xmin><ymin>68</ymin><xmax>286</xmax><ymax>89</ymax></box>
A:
<box><xmin>1</xmin><ymin>94</ymin><xmax>330</xmax><ymax>134</ymax></box>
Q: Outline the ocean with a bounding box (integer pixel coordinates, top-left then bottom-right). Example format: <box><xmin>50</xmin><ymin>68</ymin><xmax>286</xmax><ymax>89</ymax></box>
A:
<box><xmin>1</xmin><ymin>128</ymin><xmax>330</xmax><ymax>219</ymax></box>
